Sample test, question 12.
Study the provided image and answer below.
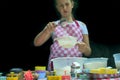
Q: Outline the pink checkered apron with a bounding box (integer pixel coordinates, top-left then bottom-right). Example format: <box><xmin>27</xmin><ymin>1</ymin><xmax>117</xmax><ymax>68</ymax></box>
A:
<box><xmin>47</xmin><ymin>20</ymin><xmax>83</xmax><ymax>71</ymax></box>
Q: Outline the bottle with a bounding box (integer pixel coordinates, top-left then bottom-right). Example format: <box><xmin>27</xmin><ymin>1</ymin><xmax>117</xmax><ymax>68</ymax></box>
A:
<box><xmin>71</xmin><ymin>62</ymin><xmax>82</xmax><ymax>79</ymax></box>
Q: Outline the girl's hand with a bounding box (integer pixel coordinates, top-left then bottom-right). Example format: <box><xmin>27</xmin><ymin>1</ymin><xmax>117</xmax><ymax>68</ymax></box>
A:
<box><xmin>76</xmin><ymin>42</ymin><xmax>88</xmax><ymax>54</ymax></box>
<box><xmin>46</xmin><ymin>22</ymin><xmax>57</xmax><ymax>33</ymax></box>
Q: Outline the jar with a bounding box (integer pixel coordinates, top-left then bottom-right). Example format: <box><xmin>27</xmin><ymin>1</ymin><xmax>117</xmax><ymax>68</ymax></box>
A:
<box><xmin>71</xmin><ymin>62</ymin><xmax>82</xmax><ymax>78</ymax></box>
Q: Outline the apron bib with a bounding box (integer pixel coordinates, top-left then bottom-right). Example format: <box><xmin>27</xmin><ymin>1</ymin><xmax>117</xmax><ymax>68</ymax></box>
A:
<box><xmin>48</xmin><ymin>20</ymin><xmax>83</xmax><ymax>71</ymax></box>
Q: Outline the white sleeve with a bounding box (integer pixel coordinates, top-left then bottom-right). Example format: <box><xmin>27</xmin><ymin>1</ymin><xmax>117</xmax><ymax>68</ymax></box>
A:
<box><xmin>78</xmin><ymin>21</ymin><xmax>88</xmax><ymax>34</ymax></box>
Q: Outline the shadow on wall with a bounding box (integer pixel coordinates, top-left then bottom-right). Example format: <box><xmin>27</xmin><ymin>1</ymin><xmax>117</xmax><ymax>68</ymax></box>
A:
<box><xmin>88</xmin><ymin>41</ymin><xmax>120</xmax><ymax>68</ymax></box>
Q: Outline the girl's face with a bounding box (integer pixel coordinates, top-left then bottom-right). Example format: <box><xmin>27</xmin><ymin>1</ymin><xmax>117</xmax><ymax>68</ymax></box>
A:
<box><xmin>56</xmin><ymin>0</ymin><xmax>74</xmax><ymax>18</ymax></box>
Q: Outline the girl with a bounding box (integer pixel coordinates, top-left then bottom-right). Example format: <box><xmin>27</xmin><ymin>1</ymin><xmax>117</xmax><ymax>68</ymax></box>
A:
<box><xmin>34</xmin><ymin>0</ymin><xmax>91</xmax><ymax>71</ymax></box>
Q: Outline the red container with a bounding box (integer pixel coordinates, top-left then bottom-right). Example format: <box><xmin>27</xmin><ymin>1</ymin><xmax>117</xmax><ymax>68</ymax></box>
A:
<box><xmin>62</xmin><ymin>75</ymin><xmax>71</xmax><ymax>80</ymax></box>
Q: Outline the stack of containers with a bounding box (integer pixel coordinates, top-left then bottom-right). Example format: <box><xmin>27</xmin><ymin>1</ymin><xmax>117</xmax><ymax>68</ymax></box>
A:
<box><xmin>0</xmin><ymin>73</ymin><xmax>6</xmax><ymax>80</ymax></box>
<box><xmin>35</xmin><ymin>66</ymin><xmax>46</xmax><ymax>80</ymax></box>
<box><xmin>6</xmin><ymin>72</ymin><xmax>18</xmax><ymax>80</ymax></box>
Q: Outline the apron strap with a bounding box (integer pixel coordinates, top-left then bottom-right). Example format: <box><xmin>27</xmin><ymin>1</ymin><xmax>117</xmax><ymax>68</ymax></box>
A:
<box><xmin>74</xmin><ymin>20</ymin><xmax>80</xmax><ymax>28</ymax></box>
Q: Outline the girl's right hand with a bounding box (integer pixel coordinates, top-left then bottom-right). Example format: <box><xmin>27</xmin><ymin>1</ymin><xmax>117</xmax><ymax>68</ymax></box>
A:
<box><xmin>46</xmin><ymin>22</ymin><xmax>57</xmax><ymax>33</ymax></box>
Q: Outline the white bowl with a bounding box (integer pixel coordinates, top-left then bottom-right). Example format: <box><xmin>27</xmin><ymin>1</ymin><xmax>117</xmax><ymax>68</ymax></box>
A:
<box><xmin>51</xmin><ymin>57</ymin><xmax>87</xmax><ymax>75</ymax></box>
<box><xmin>54</xmin><ymin>36</ymin><xmax>77</xmax><ymax>48</ymax></box>
<box><xmin>83</xmin><ymin>58</ymin><xmax>108</xmax><ymax>69</ymax></box>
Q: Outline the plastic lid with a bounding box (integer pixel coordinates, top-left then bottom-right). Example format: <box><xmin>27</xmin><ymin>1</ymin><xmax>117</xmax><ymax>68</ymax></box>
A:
<box><xmin>10</xmin><ymin>68</ymin><xmax>23</xmax><ymax>73</ymax></box>
<box><xmin>35</xmin><ymin>66</ymin><xmax>46</xmax><ymax>71</ymax></box>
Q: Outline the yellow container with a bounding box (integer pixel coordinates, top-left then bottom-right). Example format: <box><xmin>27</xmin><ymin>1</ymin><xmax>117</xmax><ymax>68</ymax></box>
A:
<box><xmin>90</xmin><ymin>68</ymin><xmax>118</xmax><ymax>74</ymax></box>
<box><xmin>6</xmin><ymin>77</ymin><xmax>11</xmax><ymax>80</ymax></box>
<box><xmin>35</xmin><ymin>66</ymin><xmax>46</xmax><ymax>71</ymax></box>
<box><xmin>47</xmin><ymin>76</ymin><xmax>61</xmax><ymax>80</ymax></box>
<box><xmin>106</xmin><ymin>68</ymin><xmax>118</xmax><ymax>74</ymax></box>
<box><xmin>6</xmin><ymin>72</ymin><xmax>19</xmax><ymax>80</ymax></box>
<box><xmin>6</xmin><ymin>77</ymin><xmax>18</xmax><ymax>80</ymax></box>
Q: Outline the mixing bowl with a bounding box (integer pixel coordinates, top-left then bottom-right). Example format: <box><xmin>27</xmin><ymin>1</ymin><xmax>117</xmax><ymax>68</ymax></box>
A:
<box><xmin>51</xmin><ymin>57</ymin><xmax>87</xmax><ymax>75</ymax></box>
<box><xmin>54</xmin><ymin>36</ymin><xmax>77</xmax><ymax>48</ymax></box>
<box><xmin>83</xmin><ymin>58</ymin><xmax>108</xmax><ymax>69</ymax></box>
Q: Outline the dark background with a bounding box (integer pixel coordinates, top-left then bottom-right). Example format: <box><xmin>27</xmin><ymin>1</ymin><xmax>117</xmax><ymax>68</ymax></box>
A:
<box><xmin>1</xmin><ymin>0</ymin><xmax>120</xmax><ymax>74</ymax></box>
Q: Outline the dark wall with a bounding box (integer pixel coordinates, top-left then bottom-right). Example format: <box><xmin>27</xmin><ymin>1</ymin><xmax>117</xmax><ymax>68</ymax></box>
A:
<box><xmin>1</xmin><ymin>0</ymin><xmax>120</xmax><ymax>73</ymax></box>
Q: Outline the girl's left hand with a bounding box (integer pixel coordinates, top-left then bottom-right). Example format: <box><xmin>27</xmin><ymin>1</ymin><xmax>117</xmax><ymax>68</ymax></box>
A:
<box><xmin>76</xmin><ymin>42</ymin><xmax>88</xmax><ymax>53</ymax></box>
